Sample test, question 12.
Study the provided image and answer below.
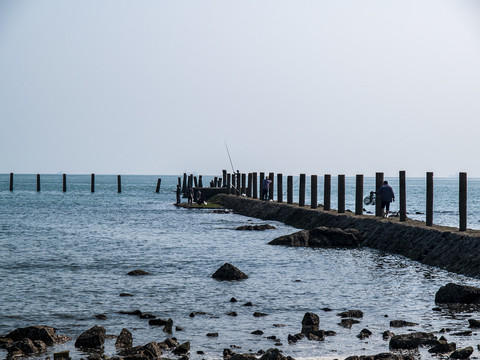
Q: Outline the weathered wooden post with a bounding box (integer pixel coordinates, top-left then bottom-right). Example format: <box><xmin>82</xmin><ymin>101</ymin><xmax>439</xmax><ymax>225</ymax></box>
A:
<box><xmin>236</xmin><ymin>172</ymin><xmax>241</xmax><ymax>196</ymax></box>
<box><xmin>375</xmin><ymin>172</ymin><xmax>384</xmax><ymax>217</ymax></box>
<box><xmin>355</xmin><ymin>174</ymin><xmax>363</xmax><ymax>215</ymax></box>
<box><xmin>117</xmin><ymin>175</ymin><xmax>122</xmax><ymax>193</ymax></box>
<box><xmin>218</xmin><ymin>178</ymin><xmax>222</xmax><ymax>187</ymax></box>
<box><xmin>9</xmin><ymin>173</ymin><xmax>13</xmax><ymax>191</ymax></box>
<box><xmin>259</xmin><ymin>172</ymin><xmax>265</xmax><ymax>199</ymax></box>
<box><xmin>277</xmin><ymin>173</ymin><xmax>283</xmax><ymax>203</ymax></box>
<box><xmin>156</xmin><ymin>178</ymin><xmax>162</xmax><ymax>193</ymax></box>
<box><xmin>188</xmin><ymin>174</ymin><xmax>193</xmax><ymax>190</ymax></box>
<box><xmin>241</xmin><ymin>173</ymin><xmax>246</xmax><ymax>195</ymax></box>
<box><xmin>459</xmin><ymin>172</ymin><xmax>467</xmax><ymax>231</ymax></box>
<box><xmin>299</xmin><ymin>174</ymin><xmax>306</xmax><ymax>207</ymax></box>
<box><xmin>178</xmin><ymin>177</ymin><xmax>181</xmax><ymax>187</ymax></box>
<box><xmin>247</xmin><ymin>173</ymin><xmax>252</xmax><ymax>197</ymax></box>
<box><xmin>311</xmin><ymin>175</ymin><xmax>317</xmax><ymax>209</ymax></box>
<box><xmin>268</xmin><ymin>172</ymin><xmax>274</xmax><ymax>200</ymax></box>
<box><xmin>338</xmin><ymin>174</ymin><xmax>345</xmax><ymax>213</ymax></box>
<box><xmin>426</xmin><ymin>172</ymin><xmax>433</xmax><ymax>226</ymax></box>
<box><xmin>91</xmin><ymin>174</ymin><xmax>95</xmax><ymax>193</ymax></box>
<box><xmin>37</xmin><ymin>174</ymin><xmax>41</xmax><ymax>192</ymax></box>
<box><xmin>222</xmin><ymin>170</ymin><xmax>227</xmax><ymax>188</ymax></box>
<box><xmin>182</xmin><ymin>173</ymin><xmax>187</xmax><ymax>194</ymax></box>
<box><xmin>231</xmin><ymin>173</ymin><xmax>236</xmax><ymax>194</ymax></box>
<box><xmin>194</xmin><ymin>176</ymin><xmax>198</xmax><ymax>188</ymax></box>
<box><xmin>324</xmin><ymin>174</ymin><xmax>331</xmax><ymax>210</ymax></box>
<box><xmin>287</xmin><ymin>176</ymin><xmax>293</xmax><ymax>204</ymax></box>
<box><xmin>62</xmin><ymin>174</ymin><xmax>67</xmax><ymax>192</ymax></box>
<box><xmin>399</xmin><ymin>171</ymin><xmax>406</xmax><ymax>221</ymax></box>
<box><xmin>253</xmin><ymin>172</ymin><xmax>258</xmax><ymax>199</ymax></box>
<box><xmin>227</xmin><ymin>173</ymin><xmax>231</xmax><ymax>193</ymax></box>
<box><xmin>214</xmin><ymin>177</ymin><xmax>218</xmax><ymax>187</ymax></box>
<box><xmin>199</xmin><ymin>175</ymin><xmax>203</xmax><ymax>188</ymax></box>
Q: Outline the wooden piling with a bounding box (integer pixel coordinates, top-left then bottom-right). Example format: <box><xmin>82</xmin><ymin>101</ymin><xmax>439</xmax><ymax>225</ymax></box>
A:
<box><xmin>299</xmin><ymin>174</ymin><xmax>306</xmax><ymax>207</ymax></box>
<box><xmin>63</xmin><ymin>174</ymin><xmax>67</xmax><ymax>192</ymax></box>
<box><xmin>227</xmin><ymin>173</ymin><xmax>231</xmax><ymax>193</ymax></box>
<box><xmin>375</xmin><ymin>172</ymin><xmax>384</xmax><ymax>217</ymax></box>
<box><xmin>287</xmin><ymin>176</ymin><xmax>293</xmax><ymax>204</ymax></box>
<box><xmin>277</xmin><ymin>173</ymin><xmax>283</xmax><ymax>203</ymax></box>
<box><xmin>194</xmin><ymin>176</ymin><xmax>198</xmax><ymax>188</ymax></box>
<box><xmin>399</xmin><ymin>171</ymin><xmax>406</xmax><ymax>221</ymax></box>
<box><xmin>355</xmin><ymin>174</ymin><xmax>363</xmax><ymax>215</ymax></box>
<box><xmin>252</xmin><ymin>172</ymin><xmax>258</xmax><ymax>199</ymax></box>
<box><xmin>338</xmin><ymin>174</ymin><xmax>345</xmax><ymax>213</ymax></box>
<box><xmin>241</xmin><ymin>173</ymin><xmax>246</xmax><ymax>195</ymax></box>
<box><xmin>459</xmin><ymin>172</ymin><xmax>467</xmax><ymax>231</ymax></box>
<box><xmin>9</xmin><ymin>173</ymin><xmax>13</xmax><ymax>191</ymax></box>
<box><xmin>91</xmin><ymin>174</ymin><xmax>95</xmax><ymax>193</ymax></box>
<box><xmin>118</xmin><ymin>175</ymin><xmax>122</xmax><ymax>193</ymax></box>
<box><xmin>231</xmin><ymin>173</ymin><xmax>236</xmax><ymax>194</ymax></box>
<box><xmin>199</xmin><ymin>175</ymin><xmax>203</xmax><ymax>188</ymax></box>
<box><xmin>156</xmin><ymin>178</ymin><xmax>162</xmax><ymax>193</ymax></box>
<box><xmin>188</xmin><ymin>174</ymin><xmax>193</xmax><ymax>190</ymax></box>
<box><xmin>426</xmin><ymin>172</ymin><xmax>433</xmax><ymax>226</ymax></box>
<box><xmin>182</xmin><ymin>173</ymin><xmax>187</xmax><ymax>194</ymax></box>
<box><xmin>311</xmin><ymin>175</ymin><xmax>317</xmax><ymax>209</ymax></box>
<box><xmin>37</xmin><ymin>174</ymin><xmax>41</xmax><ymax>192</ymax></box>
<box><xmin>259</xmin><ymin>172</ymin><xmax>265</xmax><ymax>199</ymax></box>
<box><xmin>268</xmin><ymin>172</ymin><xmax>274</xmax><ymax>200</ymax></box>
<box><xmin>247</xmin><ymin>173</ymin><xmax>252</xmax><ymax>197</ymax></box>
<box><xmin>324</xmin><ymin>174</ymin><xmax>331</xmax><ymax>211</ymax></box>
<box><xmin>222</xmin><ymin>170</ymin><xmax>227</xmax><ymax>189</ymax></box>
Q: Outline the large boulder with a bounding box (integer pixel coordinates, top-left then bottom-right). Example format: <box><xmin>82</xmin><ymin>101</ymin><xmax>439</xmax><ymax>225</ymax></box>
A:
<box><xmin>269</xmin><ymin>227</ymin><xmax>360</xmax><ymax>248</ymax></box>
<box><xmin>6</xmin><ymin>325</ymin><xmax>69</xmax><ymax>346</ymax></box>
<box><xmin>259</xmin><ymin>348</ymin><xmax>289</xmax><ymax>360</ymax></box>
<box><xmin>121</xmin><ymin>341</ymin><xmax>163</xmax><ymax>360</ymax></box>
<box><xmin>115</xmin><ymin>328</ymin><xmax>133</xmax><ymax>349</ymax></box>
<box><xmin>212</xmin><ymin>263</ymin><xmax>248</xmax><ymax>280</ymax></box>
<box><xmin>74</xmin><ymin>326</ymin><xmax>106</xmax><ymax>349</ymax></box>
<box><xmin>450</xmin><ymin>346</ymin><xmax>474</xmax><ymax>359</ymax></box>
<box><xmin>301</xmin><ymin>312</ymin><xmax>320</xmax><ymax>335</ymax></box>
<box><xmin>389</xmin><ymin>332</ymin><xmax>436</xmax><ymax>349</ymax></box>
<box><xmin>435</xmin><ymin>283</ymin><xmax>480</xmax><ymax>304</ymax></box>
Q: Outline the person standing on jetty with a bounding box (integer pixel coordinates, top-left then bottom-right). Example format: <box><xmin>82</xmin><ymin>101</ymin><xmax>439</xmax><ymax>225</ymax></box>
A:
<box><xmin>262</xmin><ymin>176</ymin><xmax>272</xmax><ymax>201</ymax></box>
<box><xmin>377</xmin><ymin>181</ymin><xmax>395</xmax><ymax>218</ymax></box>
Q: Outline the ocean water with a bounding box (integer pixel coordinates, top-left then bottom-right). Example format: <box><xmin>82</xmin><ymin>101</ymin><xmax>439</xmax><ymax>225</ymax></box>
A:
<box><xmin>1</xmin><ymin>174</ymin><xmax>480</xmax><ymax>360</ymax></box>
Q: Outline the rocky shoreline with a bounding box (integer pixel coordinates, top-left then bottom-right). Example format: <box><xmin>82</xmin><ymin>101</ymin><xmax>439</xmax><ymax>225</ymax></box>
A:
<box><xmin>213</xmin><ymin>194</ymin><xmax>480</xmax><ymax>279</ymax></box>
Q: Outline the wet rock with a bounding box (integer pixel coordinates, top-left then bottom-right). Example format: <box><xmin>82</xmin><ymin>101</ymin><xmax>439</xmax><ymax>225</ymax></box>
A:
<box><xmin>254</xmin><ymin>312</ymin><xmax>268</xmax><ymax>317</ymax></box>
<box><xmin>428</xmin><ymin>338</ymin><xmax>456</xmax><ymax>353</ymax></box>
<box><xmin>115</xmin><ymin>328</ymin><xmax>132</xmax><ymax>349</ymax></box>
<box><xmin>53</xmin><ymin>351</ymin><xmax>71</xmax><ymax>360</ymax></box>
<box><xmin>267</xmin><ymin>336</ymin><xmax>276</xmax><ymax>340</ymax></box>
<box><xmin>175</xmin><ymin>326</ymin><xmax>184</xmax><ymax>331</ymax></box>
<box><xmin>357</xmin><ymin>329</ymin><xmax>372</xmax><ymax>339</ymax></box>
<box><xmin>301</xmin><ymin>312</ymin><xmax>320</xmax><ymax>334</ymax></box>
<box><xmin>452</xmin><ymin>331</ymin><xmax>472</xmax><ymax>336</ymax></box>
<box><xmin>127</xmin><ymin>269</ymin><xmax>152</xmax><ymax>276</ymax></box>
<box><xmin>339</xmin><ymin>319</ymin><xmax>360</xmax><ymax>328</ymax></box>
<box><xmin>321</xmin><ymin>307</ymin><xmax>332</xmax><ymax>312</ymax></box>
<box><xmin>251</xmin><ymin>330</ymin><xmax>263</xmax><ymax>335</ymax></box>
<box><xmin>307</xmin><ymin>331</ymin><xmax>324</xmax><ymax>341</ymax></box>
<box><xmin>230</xmin><ymin>297</ymin><xmax>238</xmax><ymax>303</ymax></box>
<box><xmin>468</xmin><ymin>319</ymin><xmax>480</xmax><ymax>328</ymax></box>
<box><xmin>287</xmin><ymin>333</ymin><xmax>305</xmax><ymax>344</ymax></box>
<box><xmin>243</xmin><ymin>302</ymin><xmax>253</xmax><ymax>306</ymax></box>
<box><xmin>337</xmin><ymin>310</ymin><xmax>363</xmax><ymax>318</ymax></box>
<box><xmin>236</xmin><ymin>224</ymin><xmax>277</xmax><ymax>231</ymax></box>
<box><xmin>123</xmin><ymin>341</ymin><xmax>163</xmax><ymax>360</ymax></box>
<box><xmin>139</xmin><ymin>313</ymin><xmax>156</xmax><ymax>319</ymax></box>
<box><xmin>119</xmin><ymin>293</ymin><xmax>134</xmax><ymax>297</ymax></box>
<box><xmin>435</xmin><ymin>283</ymin><xmax>480</xmax><ymax>304</ymax></box>
<box><xmin>6</xmin><ymin>325</ymin><xmax>69</xmax><ymax>346</ymax></box>
<box><xmin>148</xmin><ymin>317</ymin><xmax>173</xmax><ymax>332</ymax></box>
<box><xmin>273</xmin><ymin>324</ymin><xmax>285</xmax><ymax>327</ymax></box>
<box><xmin>389</xmin><ymin>332</ymin><xmax>436</xmax><ymax>349</ymax></box>
<box><xmin>119</xmin><ymin>310</ymin><xmax>142</xmax><ymax>316</ymax></box>
<box><xmin>74</xmin><ymin>326</ymin><xmax>106</xmax><ymax>349</ymax></box>
<box><xmin>228</xmin><ymin>353</ymin><xmax>257</xmax><ymax>360</ymax></box>
<box><xmin>212</xmin><ymin>263</ymin><xmax>248</xmax><ymax>280</ymax></box>
<box><xmin>389</xmin><ymin>320</ymin><xmax>418</xmax><ymax>328</ymax></box>
<box><xmin>0</xmin><ymin>337</ymin><xmax>13</xmax><ymax>349</ymax></box>
<box><xmin>269</xmin><ymin>226</ymin><xmax>361</xmax><ymax>248</ymax></box>
<box><xmin>95</xmin><ymin>314</ymin><xmax>107</xmax><ymax>320</ymax></box>
<box><xmin>345</xmin><ymin>353</ymin><xmax>414</xmax><ymax>360</ymax></box>
<box><xmin>227</xmin><ymin>312</ymin><xmax>238</xmax><ymax>317</ymax></box>
<box><xmin>450</xmin><ymin>346</ymin><xmax>474</xmax><ymax>359</ymax></box>
<box><xmin>382</xmin><ymin>331</ymin><xmax>395</xmax><ymax>340</ymax></box>
<box><xmin>325</xmin><ymin>330</ymin><xmax>337</xmax><ymax>336</ymax></box>
<box><xmin>11</xmin><ymin>338</ymin><xmax>43</xmax><ymax>355</ymax></box>
<box><xmin>207</xmin><ymin>333</ymin><xmax>218</xmax><ymax>337</ymax></box>
<box><xmin>259</xmin><ymin>348</ymin><xmax>289</xmax><ymax>360</ymax></box>
<box><xmin>172</xmin><ymin>341</ymin><xmax>190</xmax><ymax>355</ymax></box>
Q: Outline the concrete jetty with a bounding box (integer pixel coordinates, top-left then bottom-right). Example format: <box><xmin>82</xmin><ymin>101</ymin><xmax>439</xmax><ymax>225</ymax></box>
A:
<box><xmin>213</xmin><ymin>194</ymin><xmax>480</xmax><ymax>279</ymax></box>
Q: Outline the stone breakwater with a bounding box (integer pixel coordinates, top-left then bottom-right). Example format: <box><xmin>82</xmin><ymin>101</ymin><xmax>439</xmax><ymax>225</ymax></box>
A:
<box><xmin>213</xmin><ymin>194</ymin><xmax>480</xmax><ymax>278</ymax></box>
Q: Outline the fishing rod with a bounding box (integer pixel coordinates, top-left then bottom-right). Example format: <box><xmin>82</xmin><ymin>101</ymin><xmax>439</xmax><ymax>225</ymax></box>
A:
<box><xmin>224</xmin><ymin>140</ymin><xmax>236</xmax><ymax>174</ymax></box>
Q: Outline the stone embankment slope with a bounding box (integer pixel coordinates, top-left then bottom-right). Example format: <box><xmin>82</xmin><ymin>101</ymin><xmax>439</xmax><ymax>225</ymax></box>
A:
<box><xmin>214</xmin><ymin>194</ymin><xmax>480</xmax><ymax>279</ymax></box>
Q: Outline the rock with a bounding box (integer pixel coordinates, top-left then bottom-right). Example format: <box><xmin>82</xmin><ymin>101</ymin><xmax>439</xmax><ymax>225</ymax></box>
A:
<box><xmin>468</xmin><ymin>319</ymin><xmax>480</xmax><ymax>328</ymax></box>
<box><xmin>119</xmin><ymin>310</ymin><xmax>142</xmax><ymax>316</ymax></box>
<box><xmin>53</xmin><ymin>351</ymin><xmax>71</xmax><ymax>360</ymax></box>
<box><xmin>307</xmin><ymin>331</ymin><xmax>324</xmax><ymax>341</ymax></box>
<box><xmin>236</xmin><ymin>224</ymin><xmax>277</xmax><ymax>231</ymax></box>
<box><xmin>227</xmin><ymin>312</ymin><xmax>238</xmax><ymax>317</ymax></box>
<box><xmin>273</xmin><ymin>324</ymin><xmax>285</xmax><ymax>327</ymax></box>
<box><xmin>212</xmin><ymin>263</ymin><xmax>248</xmax><ymax>280</ymax></box>
<box><xmin>389</xmin><ymin>332</ymin><xmax>436</xmax><ymax>349</ymax></box>
<box><xmin>139</xmin><ymin>313</ymin><xmax>156</xmax><ymax>319</ymax></box>
<box><xmin>148</xmin><ymin>318</ymin><xmax>172</xmax><ymax>327</ymax></box>
<box><xmin>269</xmin><ymin>226</ymin><xmax>361</xmax><ymax>248</ymax></box>
<box><xmin>322</xmin><ymin>307</ymin><xmax>332</xmax><ymax>312</ymax></box>
<box><xmin>230</xmin><ymin>297</ymin><xmax>238</xmax><ymax>303</ymax></box>
<box><xmin>287</xmin><ymin>333</ymin><xmax>305</xmax><ymax>343</ymax></box>
<box><xmin>450</xmin><ymin>346</ymin><xmax>474</xmax><ymax>359</ymax></box>
<box><xmin>301</xmin><ymin>312</ymin><xmax>320</xmax><ymax>334</ymax></box>
<box><xmin>357</xmin><ymin>329</ymin><xmax>372</xmax><ymax>339</ymax></box>
<box><xmin>345</xmin><ymin>353</ymin><xmax>414</xmax><ymax>360</ymax></box>
<box><xmin>172</xmin><ymin>342</ymin><xmax>190</xmax><ymax>355</ymax></box>
<box><xmin>254</xmin><ymin>312</ymin><xmax>268</xmax><ymax>317</ymax></box>
<box><xmin>389</xmin><ymin>320</ymin><xmax>418</xmax><ymax>328</ymax></box>
<box><xmin>175</xmin><ymin>326</ymin><xmax>184</xmax><ymax>331</ymax></box>
<box><xmin>251</xmin><ymin>330</ymin><xmax>263</xmax><ymax>335</ymax></box>
<box><xmin>337</xmin><ymin>310</ymin><xmax>364</xmax><ymax>318</ymax></box>
<box><xmin>6</xmin><ymin>325</ymin><xmax>69</xmax><ymax>346</ymax></box>
<box><xmin>95</xmin><ymin>314</ymin><xmax>107</xmax><ymax>320</ymax></box>
<box><xmin>383</xmin><ymin>331</ymin><xmax>395</xmax><ymax>340</ymax></box>
<box><xmin>259</xmin><ymin>348</ymin><xmax>289</xmax><ymax>360</ymax></box>
<box><xmin>127</xmin><ymin>269</ymin><xmax>152</xmax><ymax>276</ymax></box>
<box><xmin>74</xmin><ymin>326</ymin><xmax>106</xmax><ymax>349</ymax></box>
<box><xmin>207</xmin><ymin>333</ymin><xmax>218</xmax><ymax>337</ymax></box>
<box><xmin>339</xmin><ymin>318</ymin><xmax>360</xmax><ymax>328</ymax></box>
<box><xmin>0</xmin><ymin>337</ymin><xmax>13</xmax><ymax>349</ymax></box>
<box><xmin>122</xmin><ymin>342</ymin><xmax>163</xmax><ymax>360</ymax></box>
<box><xmin>243</xmin><ymin>302</ymin><xmax>253</xmax><ymax>306</ymax></box>
<box><xmin>119</xmin><ymin>293</ymin><xmax>134</xmax><ymax>297</ymax></box>
<box><xmin>435</xmin><ymin>283</ymin><xmax>480</xmax><ymax>304</ymax></box>
<box><xmin>115</xmin><ymin>328</ymin><xmax>132</xmax><ymax>348</ymax></box>
<box><xmin>428</xmin><ymin>338</ymin><xmax>456</xmax><ymax>353</ymax></box>
<box><xmin>325</xmin><ymin>330</ymin><xmax>337</xmax><ymax>336</ymax></box>
<box><xmin>228</xmin><ymin>353</ymin><xmax>257</xmax><ymax>360</ymax></box>
<box><xmin>452</xmin><ymin>331</ymin><xmax>472</xmax><ymax>336</ymax></box>
<box><xmin>11</xmin><ymin>338</ymin><xmax>42</xmax><ymax>355</ymax></box>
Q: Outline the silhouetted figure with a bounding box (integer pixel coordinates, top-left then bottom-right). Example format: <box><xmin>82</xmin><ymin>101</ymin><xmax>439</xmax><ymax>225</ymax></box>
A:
<box><xmin>187</xmin><ymin>187</ymin><xmax>194</xmax><ymax>206</ymax></box>
<box><xmin>262</xmin><ymin>177</ymin><xmax>272</xmax><ymax>201</ymax></box>
<box><xmin>377</xmin><ymin>181</ymin><xmax>395</xmax><ymax>217</ymax></box>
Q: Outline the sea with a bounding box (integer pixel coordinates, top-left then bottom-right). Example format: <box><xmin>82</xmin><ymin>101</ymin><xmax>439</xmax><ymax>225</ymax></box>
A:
<box><xmin>1</xmin><ymin>174</ymin><xmax>480</xmax><ymax>360</ymax></box>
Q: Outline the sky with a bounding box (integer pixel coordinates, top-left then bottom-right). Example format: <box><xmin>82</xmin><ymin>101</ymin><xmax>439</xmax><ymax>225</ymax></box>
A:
<box><xmin>1</xmin><ymin>0</ymin><xmax>480</xmax><ymax>177</ymax></box>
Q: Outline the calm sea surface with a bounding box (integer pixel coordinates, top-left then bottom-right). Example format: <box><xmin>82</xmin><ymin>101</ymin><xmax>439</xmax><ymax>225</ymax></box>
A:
<box><xmin>1</xmin><ymin>174</ymin><xmax>480</xmax><ymax>360</ymax></box>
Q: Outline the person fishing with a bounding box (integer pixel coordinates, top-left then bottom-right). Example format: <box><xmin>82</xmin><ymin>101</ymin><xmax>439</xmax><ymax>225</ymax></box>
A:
<box><xmin>377</xmin><ymin>180</ymin><xmax>395</xmax><ymax>218</ymax></box>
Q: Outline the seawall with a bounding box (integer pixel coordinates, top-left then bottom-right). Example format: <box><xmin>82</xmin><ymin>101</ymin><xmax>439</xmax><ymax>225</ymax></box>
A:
<box><xmin>214</xmin><ymin>194</ymin><xmax>480</xmax><ymax>279</ymax></box>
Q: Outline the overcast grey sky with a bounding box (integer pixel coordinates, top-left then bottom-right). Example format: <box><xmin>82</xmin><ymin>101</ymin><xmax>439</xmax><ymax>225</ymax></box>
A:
<box><xmin>1</xmin><ymin>1</ymin><xmax>479</xmax><ymax>177</ymax></box>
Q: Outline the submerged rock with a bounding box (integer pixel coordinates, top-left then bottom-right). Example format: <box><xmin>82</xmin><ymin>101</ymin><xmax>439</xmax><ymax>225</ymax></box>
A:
<box><xmin>389</xmin><ymin>320</ymin><xmax>418</xmax><ymax>328</ymax></box>
<box><xmin>6</xmin><ymin>325</ymin><xmax>70</xmax><ymax>346</ymax></box>
<box><xmin>127</xmin><ymin>269</ymin><xmax>152</xmax><ymax>276</ymax></box>
<box><xmin>269</xmin><ymin>226</ymin><xmax>360</xmax><ymax>248</ymax></box>
<box><xmin>338</xmin><ymin>310</ymin><xmax>364</xmax><ymax>318</ymax></box>
<box><xmin>236</xmin><ymin>224</ymin><xmax>277</xmax><ymax>231</ymax></box>
<box><xmin>339</xmin><ymin>319</ymin><xmax>360</xmax><ymax>328</ymax></box>
<box><xmin>435</xmin><ymin>283</ymin><xmax>480</xmax><ymax>304</ymax></box>
<box><xmin>345</xmin><ymin>353</ymin><xmax>414</xmax><ymax>360</ymax></box>
<box><xmin>212</xmin><ymin>263</ymin><xmax>248</xmax><ymax>280</ymax></box>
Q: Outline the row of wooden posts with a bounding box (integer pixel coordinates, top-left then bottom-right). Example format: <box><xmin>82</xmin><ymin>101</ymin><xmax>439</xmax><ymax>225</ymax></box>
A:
<box><xmin>6</xmin><ymin>173</ymin><xmax>163</xmax><ymax>194</ymax></box>
<box><xmin>216</xmin><ymin>170</ymin><xmax>469</xmax><ymax>232</ymax></box>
